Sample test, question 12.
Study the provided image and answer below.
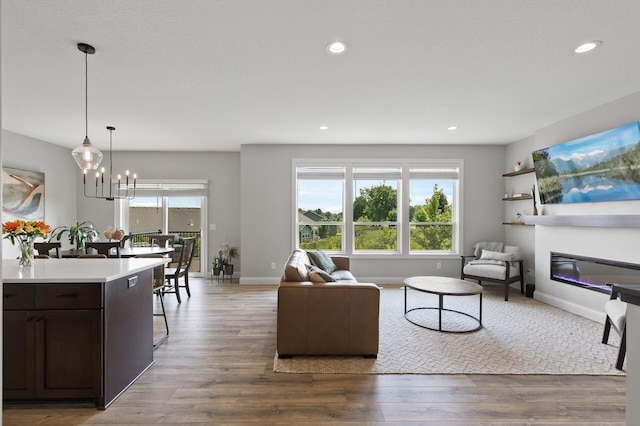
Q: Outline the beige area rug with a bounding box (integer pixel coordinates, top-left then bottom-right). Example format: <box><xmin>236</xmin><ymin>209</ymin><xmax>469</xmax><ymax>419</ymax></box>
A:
<box><xmin>273</xmin><ymin>286</ymin><xmax>625</xmax><ymax>375</ymax></box>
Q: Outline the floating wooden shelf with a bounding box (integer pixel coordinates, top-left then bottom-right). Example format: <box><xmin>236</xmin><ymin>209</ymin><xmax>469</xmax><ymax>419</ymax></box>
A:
<box><xmin>502</xmin><ymin>221</ymin><xmax>534</xmax><ymax>226</ymax></box>
<box><xmin>524</xmin><ymin>215</ymin><xmax>640</xmax><ymax>228</ymax></box>
<box><xmin>502</xmin><ymin>195</ymin><xmax>533</xmax><ymax>201</ymax></box>
<box><xmin>502</xmin><ymin>168</ymin><xmax>535</xmax><ymax>177</ymax></box>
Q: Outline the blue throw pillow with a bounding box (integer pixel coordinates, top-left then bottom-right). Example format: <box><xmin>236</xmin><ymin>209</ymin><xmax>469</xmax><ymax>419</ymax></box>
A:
<box><xmin>307</xmin><ymin>250</ymin><xmax>337</xmax><ymax>274</ymax></box>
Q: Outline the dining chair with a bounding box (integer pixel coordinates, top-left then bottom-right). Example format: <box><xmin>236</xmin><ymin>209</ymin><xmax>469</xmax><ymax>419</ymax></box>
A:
<box><xmin>163</xmin><ymin>237</ymin><xmax>196</xmax><ymax>303</ymax></box>
<box><xmin>137</xmin><ymin>253</ymin><xmax>169</xmax><ymax>349</ymax></box>
<box><xmin>34</xmin><ymin>242</ymin><xmax>62</xmax><ymax>258</ymax></box>
<box><xmin>77</xmin><ymin>254</ymin><xmax>108</xmax><ymax>258</ymax></box>
<box><xmin>120</xmin><ymin>234</ymin><xmax>134</xmax><ymax>248</ymax></box>
<box><xmin>85</xmin><ymin>241</ymin><xmax>121</xmax><ymax>258</ymax></box>
<box><xmin>151</xmin><ymin>234</ymin><xmax>176</xmax><ymax>248</ymax></box>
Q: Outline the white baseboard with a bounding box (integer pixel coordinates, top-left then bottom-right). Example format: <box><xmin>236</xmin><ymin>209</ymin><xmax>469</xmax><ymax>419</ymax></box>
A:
<box><xmin>535</xmin><ymin>291</ymin><xmax>605</xmax><ymax>323</ymax></box>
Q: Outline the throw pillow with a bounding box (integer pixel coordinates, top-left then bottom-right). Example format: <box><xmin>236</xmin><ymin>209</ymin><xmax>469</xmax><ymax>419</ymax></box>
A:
<box><xmin>306</xmin><ymin>250</ymin><xmax>337</xmax><ymax>274</ymax></box>
<box><xmin>306</xmin><ymin>264</ymin><xmax>336</xmax><ymax>282</ymax></box>
<box><xmin>480</xmin><ymin>249</ymin><xmax>513</xmax><ymax>262</ymax></box>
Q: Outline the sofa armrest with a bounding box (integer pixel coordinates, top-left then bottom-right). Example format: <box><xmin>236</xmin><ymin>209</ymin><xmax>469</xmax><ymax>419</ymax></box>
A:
<box><xmin>331</xmin><ymin>255</ymin><xmax>350</xmax><ymax>271</ymax></box>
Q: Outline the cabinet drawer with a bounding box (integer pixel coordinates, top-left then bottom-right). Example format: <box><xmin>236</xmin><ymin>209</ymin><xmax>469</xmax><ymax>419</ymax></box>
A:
<box><xmin>36</xmin><ymin>284</ymin><xmax>103</xmax><ymax>310</ymax></box>
<box><xmin>3</xmin><ymin>284</ymin><xmax>36</xmax><ymax>310</ymax></box>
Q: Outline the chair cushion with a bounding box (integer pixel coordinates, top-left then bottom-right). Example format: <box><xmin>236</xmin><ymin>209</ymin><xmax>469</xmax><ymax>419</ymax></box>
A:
<box><xmin>464</xmin><ymin>262</ymin><xmax>519</xmax><ymax>280</ymax></box>
<box><xmin>307</xmin><ymin>250</ymin><xmax>337</xmax><ymax>274</ymax></box>
<box><xmin>605</xmin><ymin>299</ymin><xmax>627</xmax><ymax>331</ymax></box>
<box><xmin>480</xmin><ymin>250</ymin><xmax>513</xmax><ymax>262</ymax></box>
<box><xmin>473</xmin><ymin>241</ymin><xmax>504</xmax><ymax>258</ymax></box>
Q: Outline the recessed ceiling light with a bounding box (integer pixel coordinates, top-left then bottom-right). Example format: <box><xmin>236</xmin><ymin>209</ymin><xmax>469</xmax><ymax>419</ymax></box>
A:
<box><xmin>326</xmin><ymin>41</ymin><xmax>348</xmax><ymax>55</ymax></box>
<box><xmin>319</xmin><ymin>125</ymin><xmax>329</xmax><ymax>130</ymax></box>
<box><xmin>575</xmin><ymin>40</ymin><xmax>602</xmax><ymax>53</ymax></box>
<box><xmin>447</xmin><ymin>126</ymin><xmax>458</xmax><ymax>131</ymax></box>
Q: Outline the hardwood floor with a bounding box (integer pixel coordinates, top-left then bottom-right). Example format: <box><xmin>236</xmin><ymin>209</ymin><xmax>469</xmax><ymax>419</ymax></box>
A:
<box><xmin>3</xmin><ymin>279</ymin><xmax>626</xmax><ymax>425</ymax></box>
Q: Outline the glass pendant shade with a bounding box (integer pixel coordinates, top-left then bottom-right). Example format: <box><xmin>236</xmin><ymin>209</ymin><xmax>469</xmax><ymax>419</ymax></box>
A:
<box><xmin>72</xmin><ymin>136</ymin><xmax>103</xmax><ymax>170</ymax></box>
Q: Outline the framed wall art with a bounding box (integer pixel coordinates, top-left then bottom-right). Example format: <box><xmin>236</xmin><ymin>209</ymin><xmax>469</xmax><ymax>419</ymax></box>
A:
<box><xmin>2</xmin><ymin>167</ymin><xmax>45</xmax><ymax>222</ymax></box>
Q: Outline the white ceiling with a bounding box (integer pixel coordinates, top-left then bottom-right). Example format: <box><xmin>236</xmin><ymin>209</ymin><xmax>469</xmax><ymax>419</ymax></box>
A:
<box><xmin>2</xmin><ymin>0</ymin><xmax>640</xmax><ymax>152</ymax></box>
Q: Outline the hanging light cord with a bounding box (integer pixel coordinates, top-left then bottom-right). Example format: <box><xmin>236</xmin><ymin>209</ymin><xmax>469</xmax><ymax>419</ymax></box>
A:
<box><xmin>84</xmin><ymin>50</ymin><xmax>89</xmax><ymax>140</ymax></box>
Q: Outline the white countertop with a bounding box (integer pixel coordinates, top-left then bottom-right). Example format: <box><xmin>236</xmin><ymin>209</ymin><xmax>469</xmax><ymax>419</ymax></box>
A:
<box><xmin>2</xmin><ymin>258</ymin><xmax>166</xmax><ymax>283</ymax></box>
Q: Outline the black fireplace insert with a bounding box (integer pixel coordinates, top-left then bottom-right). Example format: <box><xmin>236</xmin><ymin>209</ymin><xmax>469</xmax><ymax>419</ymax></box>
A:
<box><xmin>550</xmin><ymin>252</ymin><xmax>640</xmax><ymax>294</ymax></box>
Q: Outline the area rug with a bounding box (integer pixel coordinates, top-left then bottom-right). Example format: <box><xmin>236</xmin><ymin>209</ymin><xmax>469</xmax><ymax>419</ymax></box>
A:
<box><xmin>273</xmin><ymin>286</ymin><xmax>625</xmax><ymax>375</ymax></box>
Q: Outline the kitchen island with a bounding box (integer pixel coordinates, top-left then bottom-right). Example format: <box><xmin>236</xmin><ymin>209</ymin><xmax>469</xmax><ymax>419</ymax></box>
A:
<box><xmin>3</xmin><ymin>257</ymin><xmax>165</xmax><ymax>409</ymax></box>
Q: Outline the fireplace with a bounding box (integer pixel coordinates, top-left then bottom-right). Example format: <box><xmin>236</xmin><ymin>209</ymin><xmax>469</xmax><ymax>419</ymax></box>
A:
<box><xmin>550</xmin><ymin>252</ymin><xmax>640</xmax><ymax>294</ymax></box>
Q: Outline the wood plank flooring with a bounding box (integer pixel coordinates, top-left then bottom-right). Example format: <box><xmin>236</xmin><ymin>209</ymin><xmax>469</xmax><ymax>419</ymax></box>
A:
<box><xmin>3</xmin><ymin>279</ymin><xmax>626</xmax><ymax>425</ymax></box>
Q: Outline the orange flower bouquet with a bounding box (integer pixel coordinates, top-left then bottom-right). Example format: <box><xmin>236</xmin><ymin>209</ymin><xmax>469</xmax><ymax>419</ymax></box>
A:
<box><xmin>3</xmin><ymin>219</ymin><xmax>51</xmax><ymax>266</ymax></box>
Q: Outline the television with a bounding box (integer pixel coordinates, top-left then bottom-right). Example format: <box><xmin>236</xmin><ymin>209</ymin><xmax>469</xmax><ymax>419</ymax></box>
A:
<box><xmin>532</xmin><ymin>121</ymin><xmax>640</xmax><ymax>204</ymax></box>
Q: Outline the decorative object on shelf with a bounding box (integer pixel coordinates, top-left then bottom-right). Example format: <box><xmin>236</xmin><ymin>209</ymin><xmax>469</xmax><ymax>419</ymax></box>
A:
<box><xmin>516</xmin><ymin>212</ymin><xmax>524</xmax><ymax>223</ymax></box>
<box><xmin>83</xmin><ymin>126</ymin><xmax>137</xmax><ymax>200</ymax></box>
<box><xmin>71</xmin><ymin>43</ymin><xmax>103</xmax><ymax>171</ymax></box>
<box><xmin>514</xmin><ymin>161</ymin><xmax>524</xmax><ymax>172</ymax></box>
<box><xmin>3</xmin><ymin>219</ymin><xmax>51</xmax><ymax>267</ymax></box>
<box><xmin>49</xmin><ymin>220</ymin><xmax>99</xmax><ymax>250</ymax></box>
<box><xmin>532</xmin><ymin>184</ymin><xmax>538</xmax><ymax>215</ymax></box>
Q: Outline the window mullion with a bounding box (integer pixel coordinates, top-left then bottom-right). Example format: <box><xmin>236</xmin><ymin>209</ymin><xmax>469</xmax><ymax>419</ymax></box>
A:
<box><xmin>344</xmin><ymin>165</ymin><xmax>354</xmax><ymax>255</ymax></box>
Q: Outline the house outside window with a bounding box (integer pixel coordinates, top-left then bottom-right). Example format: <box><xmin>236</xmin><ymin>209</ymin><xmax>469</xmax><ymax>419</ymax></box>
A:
<box><xmin>294</xmin><ymin>160</ymin><xmax>462</xmax><ymax>257</ymax></box>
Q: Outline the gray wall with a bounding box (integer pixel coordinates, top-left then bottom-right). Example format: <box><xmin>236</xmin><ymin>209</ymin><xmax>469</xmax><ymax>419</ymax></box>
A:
<box><xmin>532</xmin><ymin>91</ymin><xmax>640</xmax><ymax>321</ymax></box>
<box><xmin>240</xmin><ymin>144</ymin><xmax>506</xmax><ymax>284</ymax></box>
<box><xmin>1</xmin><ymin>130</ymin><xmax>78</xmax><ymax>257</ymax></box>
<box><xmin>75</xmin><ymin>151</ymin><xmax>241</xmax><ymax>276</ymax></box>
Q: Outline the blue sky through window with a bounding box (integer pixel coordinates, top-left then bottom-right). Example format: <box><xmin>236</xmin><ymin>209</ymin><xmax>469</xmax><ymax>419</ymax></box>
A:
<box><xmin>298</xmin><ymin>179</ymin><xmax>453</xmax><ymax>213</ymax></box>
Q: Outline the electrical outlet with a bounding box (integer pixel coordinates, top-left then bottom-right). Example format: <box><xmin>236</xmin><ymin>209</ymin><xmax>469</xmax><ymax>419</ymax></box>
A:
<box><xmin>436</xmin><ymin>262</ymin><xmax>442</xmax><ymax>270</ymax></box>
<box><xmin>209</xmin><ymin>224</ymin><xmax>216</xmax><ymax>231</ymax></box>
<box><xmin>271</xmin><ymin>262</ymin><xmax>276</xmax><ymax>270</ymax></box>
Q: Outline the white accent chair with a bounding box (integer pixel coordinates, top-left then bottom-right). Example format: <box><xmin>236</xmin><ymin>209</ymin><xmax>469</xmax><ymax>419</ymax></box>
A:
<box><xmin>461</xmin><ymin>241</ymin><xmax>524</xmax><ymax>301</ymax></box>
<box><xmin>602</xmin><ymin>287</ymin><xmax>626</xmax><ymax>370</ymax></box>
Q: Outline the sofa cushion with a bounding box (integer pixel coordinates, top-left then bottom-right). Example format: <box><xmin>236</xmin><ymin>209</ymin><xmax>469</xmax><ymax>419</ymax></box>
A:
<box><xmin>307</xmin><ymin>250</ymin><xmax>337</xmax><ymax>274</ymax></box>
<box><xmin>283</xmin><ymin>249</ymin><xmax>311</xmax><ymax>282</ymax></box>
<box><xmin>306</xmin><ymin>264</ymin><xmax>336</xmax><ymax>282</ymax></box>
<box><xmin>330</xmin><ymin>269</ymin><xmax>358</xmax><ymax>283</ymax></box>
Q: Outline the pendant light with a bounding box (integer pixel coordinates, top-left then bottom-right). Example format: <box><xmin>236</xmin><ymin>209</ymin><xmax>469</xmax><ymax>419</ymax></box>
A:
<box><xmin>83</xmin><ymin>126</ymin><xmax>137</xmax><ymax>200</ymax></box>
<box><xmin>71</xmin><ymin>43</ymin><xmax>103</xmax><ymax>170</ymax></box>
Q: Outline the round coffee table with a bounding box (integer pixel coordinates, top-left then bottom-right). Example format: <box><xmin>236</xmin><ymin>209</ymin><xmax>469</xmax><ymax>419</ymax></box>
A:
<box><xmin>404</xmin><ymin>276</ymin><xmax>483</xmax><ymax>333</ymax></box>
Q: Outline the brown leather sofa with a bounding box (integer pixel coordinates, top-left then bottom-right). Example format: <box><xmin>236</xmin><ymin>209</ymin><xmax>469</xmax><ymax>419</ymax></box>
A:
<box><xmin>277</xmin><ymin>249</ymin><xmax>380</xmax><ymax>357</ymax></box>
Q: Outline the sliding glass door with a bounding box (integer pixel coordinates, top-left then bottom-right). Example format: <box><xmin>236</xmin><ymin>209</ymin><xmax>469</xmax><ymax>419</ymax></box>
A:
<box><xmin>118</xmin><ymin>181</ymin><xmax>208</xmax><ymax>276</ymax></box>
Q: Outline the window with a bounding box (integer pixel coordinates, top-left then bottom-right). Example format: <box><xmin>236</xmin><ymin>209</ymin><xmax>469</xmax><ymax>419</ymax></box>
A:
<box><xmin>409</xmin><ymin>166</ymin><xmax>459</xmax><ymax>254</ymax></box>
<box><xmin>353</xmin><ymin>166</ymin><xmax>401</xmax><ymax>253</ymax></box>
<box><xmin>294</xmin><ymin>160</ymin><xmax>461</xmax><ymax>257</ymax></box>
<box><xmin>296</xmin><ymin>166</ymin><xmax>344</xmax><ymax>252</ymax></box>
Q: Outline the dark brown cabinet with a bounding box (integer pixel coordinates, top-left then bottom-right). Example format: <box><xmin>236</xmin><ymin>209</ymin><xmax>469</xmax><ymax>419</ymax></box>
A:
<box><xmin>3</xmin><ymin>284</ymin><xmax>102</xmax><ymax>400</ymax></box>
<box><xmin>3</xmin><ymin>268</ymin><xmax>153</xmax><ymax>409</ymax></box>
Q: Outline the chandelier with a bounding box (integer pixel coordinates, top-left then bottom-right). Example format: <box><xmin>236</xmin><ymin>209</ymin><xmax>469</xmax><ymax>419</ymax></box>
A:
<box><xmin>83</xmin><ymin>126</ymin><xmax>137</xmax><ymax>200</ymax></box>
<box><xmin>70</xmin><ymin>42</ymin><xmax>137</xmax><ymax>200</ymax></box>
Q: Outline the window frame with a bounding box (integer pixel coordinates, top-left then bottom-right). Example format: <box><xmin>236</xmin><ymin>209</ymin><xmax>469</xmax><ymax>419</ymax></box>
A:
<box><xmin>293</xmin><ymin>159</ymin><xmax>463</xmax><ymax>258</ymax></box>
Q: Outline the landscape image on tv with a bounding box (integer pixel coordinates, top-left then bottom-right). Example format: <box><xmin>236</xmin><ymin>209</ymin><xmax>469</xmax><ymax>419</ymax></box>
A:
<box><xmin>532</xmin><ymin>121</ymin><xmax>640</xmax><ymax>204</ymax></box>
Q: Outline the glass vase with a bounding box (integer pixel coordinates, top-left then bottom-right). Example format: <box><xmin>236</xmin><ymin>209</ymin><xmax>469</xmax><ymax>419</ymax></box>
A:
<box><xmin>19</xmin><ymin>238</ymin><xmax>35</xmax><ymax>267</ymax></box>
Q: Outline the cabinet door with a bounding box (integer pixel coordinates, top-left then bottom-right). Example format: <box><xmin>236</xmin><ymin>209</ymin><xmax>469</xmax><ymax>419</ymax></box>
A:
<box><xmin>3</xmin><ymin>311</ymin><xmax>36</xmax><ymax>399</ymax></box>
<box><xmin>35</xmin><ymin>310</ymin><xmax>102</xmax><ymax>399</ymax></box>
